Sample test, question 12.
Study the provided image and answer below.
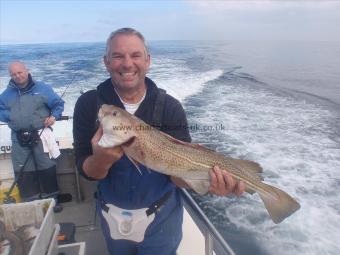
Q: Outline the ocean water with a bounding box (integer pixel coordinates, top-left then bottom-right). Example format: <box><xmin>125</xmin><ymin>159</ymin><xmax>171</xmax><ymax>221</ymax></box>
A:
<box><xmin>1</xmin><ymin>41</ymin><xmax>339</xmax><ymax>255</ymax></box>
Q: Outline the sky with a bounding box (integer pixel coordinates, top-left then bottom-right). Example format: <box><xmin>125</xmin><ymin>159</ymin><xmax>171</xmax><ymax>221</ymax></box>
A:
<box><xmin>1</xmin><ymin>0</ymin><xmax>340</xmax><ymax>44</ymax></box>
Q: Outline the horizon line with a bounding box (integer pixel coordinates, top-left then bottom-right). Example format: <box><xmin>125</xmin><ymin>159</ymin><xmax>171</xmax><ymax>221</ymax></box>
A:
<box><xmin>1</xmin><ymin>38</ymin><xmax>339</xmax><ymax>46</ymax></box>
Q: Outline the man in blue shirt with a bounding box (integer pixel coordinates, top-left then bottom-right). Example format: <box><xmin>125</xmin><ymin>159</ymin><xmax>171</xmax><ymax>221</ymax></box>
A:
<box><xmin>73</xmin><ymin>28</ymin><xmax>244</xmax><ymax>255</ymax></box>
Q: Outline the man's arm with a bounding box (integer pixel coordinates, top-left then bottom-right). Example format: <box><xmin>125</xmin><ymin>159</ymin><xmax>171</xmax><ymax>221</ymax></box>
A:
<box><xmin>73</xmin><ymin>91</ymin><xmax>123</xmax><ymax>180</ymax></box>
<box><xmin>44</xmin><ymin>116</ymin><xmax>56</xmax><ymax>127</ymax></box>
<box><xmin>0</xmin><ymin>95</ymin><xmax>10</xmax><ymax>123</ymax></box>
<box><xmin>82</xmin><ymin>126</ymin><xmax>123</xmax><ymax>179</ymax></box>
<box><xmin>44</xmin><ymin>83</ymin><xmax>64</xmax><ymax>119</ymax></box>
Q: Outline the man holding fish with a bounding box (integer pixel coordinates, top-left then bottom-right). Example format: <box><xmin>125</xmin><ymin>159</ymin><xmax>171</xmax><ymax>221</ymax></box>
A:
<box><xmin>73</xmin><ymin>27</ymin><xmax>247</xmax><ymax>255</ymax></box>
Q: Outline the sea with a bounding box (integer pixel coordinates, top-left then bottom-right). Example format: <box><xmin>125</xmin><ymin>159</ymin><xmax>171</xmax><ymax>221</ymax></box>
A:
<box><xmin>1</xmin><ymin>40</ymin><xmax>339</xmax><ymax>255</ymax></box>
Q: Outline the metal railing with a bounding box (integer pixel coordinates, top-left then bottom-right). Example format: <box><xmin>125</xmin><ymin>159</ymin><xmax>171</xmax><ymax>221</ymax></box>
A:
<box><xmin>180</xmin><ymin>189</ymin><xmax>235</xmax><ymax>255</ymax></box>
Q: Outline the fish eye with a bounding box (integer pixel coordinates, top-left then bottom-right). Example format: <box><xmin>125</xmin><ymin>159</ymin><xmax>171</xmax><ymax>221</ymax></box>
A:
<box><xmin>112</xmin><ymin>111</ymin><xmax>117</xmax><ymax>116</ymax></box>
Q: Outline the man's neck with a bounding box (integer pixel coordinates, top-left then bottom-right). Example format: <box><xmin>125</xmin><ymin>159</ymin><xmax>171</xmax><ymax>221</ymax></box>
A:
<box><xmin>113</xmin><ymin>83</ymin><xmax>147</xmax><ymax>104</ymax></box>
<box><xmin>17</xmin><ymin>81</ymin><xmax>29</xmax><ymax>89</ymax></box>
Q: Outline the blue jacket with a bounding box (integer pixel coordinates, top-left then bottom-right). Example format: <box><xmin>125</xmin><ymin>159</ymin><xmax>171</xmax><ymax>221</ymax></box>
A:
<box><xmin>0</xmin><ymin>74</ymin><xmax>64</xmax><ymax>131</ymax></box>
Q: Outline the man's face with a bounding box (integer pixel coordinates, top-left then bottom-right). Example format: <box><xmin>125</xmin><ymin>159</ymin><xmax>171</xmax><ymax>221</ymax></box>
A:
<box><xmin>104</xmin><ymin>34</ymin><xmax>150</xmax><ymax>91</ymax></box>
<box><xmin>9</xmin><ymin>63</ymin><xmax>29</xmax><ymax>88</ymax></box>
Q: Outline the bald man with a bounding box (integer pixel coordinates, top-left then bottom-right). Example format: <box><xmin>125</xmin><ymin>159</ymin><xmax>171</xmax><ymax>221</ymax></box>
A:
<box><xmin>0</xmin><ymin>61</ymin><xmax>64</xmax><ymax>211</ymax></box>
<box><xmin>9</xmin><ymin>62</ymin><xmax>30</xmax><ymax>87</ymax></box>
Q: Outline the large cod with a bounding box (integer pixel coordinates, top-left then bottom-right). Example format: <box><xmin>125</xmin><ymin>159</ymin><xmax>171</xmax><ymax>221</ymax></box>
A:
<box><xmin>98</xmin><ymin>104</ymin><xmax>300</xmax><ymax>224</ymax></box>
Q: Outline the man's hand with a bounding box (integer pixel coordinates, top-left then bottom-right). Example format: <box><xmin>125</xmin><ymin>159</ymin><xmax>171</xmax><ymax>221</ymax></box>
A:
<box><xmin>209</xmin><ymin>166</ymin><xmax>245</xmax><ymax>196</ymax></box>
<box><xmin>44</xmin><ymin>116</ymin><xmax>56</xmax><ymax>127</ymax></box>
<box><xmin>83</xmin><ymin>126</ymin><xmax>124</xmax><ymax>179</ymax></box>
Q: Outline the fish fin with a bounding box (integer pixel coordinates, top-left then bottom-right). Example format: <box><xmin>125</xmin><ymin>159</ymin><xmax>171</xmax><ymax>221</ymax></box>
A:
<box><xmin>245</xmin><ymin>186</ymin><xmax>256</xmax><ymax>195</ymax></box>
<box><xmin>228</xmin><ymin>158</ymin><xmax>263</xmax><ymax>173</ymax></box>
<box><xmin>189</xmin><ymin>143</ymin><xmax>216</xmax><ymax>153</ymax></box>
<box><xmin>183</xmin><ymin>178</ymin><xmax>210</xmax><ymax>195</ymax></box>
<box><xmin>126</xmin><ymin>154</ymin><xmax>142</xmax><ymax>175</ymax></box>
<box><xmin>228</xmin><ymin>158</ymin><xmax>264</xmax><ymax>181</ymax></box>
<box><xmin>258</xmin><ymin>183</ymin><xmax>300</xmax><ymax>224</ymax></box>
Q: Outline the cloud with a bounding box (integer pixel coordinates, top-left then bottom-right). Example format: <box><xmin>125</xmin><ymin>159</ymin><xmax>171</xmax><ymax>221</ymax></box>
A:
<box><xmin>187</xmin><ymin>0</ymin><xmax>340</xmax><ymax>12</ymax></box>
<box><xmin>1</xmin><ymin>0</ymin><xmax>339</xmax><ymax>43</ymax></box>
<box><xmin>183</xmin><ymin>0</ymin><xmax>340</xmax><ymax>41</ymax></box>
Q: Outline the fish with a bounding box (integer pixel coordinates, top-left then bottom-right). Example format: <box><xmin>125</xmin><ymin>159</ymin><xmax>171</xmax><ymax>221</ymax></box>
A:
<box><xmin>97</xmin><ymin>104</ymin><xmax>300</xmax><ymax>224</ymax></box>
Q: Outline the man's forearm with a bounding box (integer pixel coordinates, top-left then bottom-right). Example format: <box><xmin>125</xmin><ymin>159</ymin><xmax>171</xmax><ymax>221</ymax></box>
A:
<box><xmin>82</xmin><ymin>126</ymin><xmax>124</xmax><ymax>179</ymax></box>
<box><xmin>83</xmin><ymin>154</ymin><xmax>114</xmax><ymax>179</ymax></box>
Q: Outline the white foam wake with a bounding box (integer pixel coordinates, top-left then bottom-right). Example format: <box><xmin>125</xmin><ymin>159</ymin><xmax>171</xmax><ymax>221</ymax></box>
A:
<box><xmin>149</xmin><ymin>57</ymin><xmax>223</xmax><ymax>102</ymax></box>
<box><xmin>189</xmin><ymin>81</ymin><xmax>340</xmax><ymax>255</ymax></box>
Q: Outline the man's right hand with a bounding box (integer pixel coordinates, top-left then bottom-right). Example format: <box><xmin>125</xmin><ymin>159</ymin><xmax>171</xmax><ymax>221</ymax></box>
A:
<box><xmin>83</xmin><ymin>126</ymin><xmax>123</xmax><ymax>179</ymax></box>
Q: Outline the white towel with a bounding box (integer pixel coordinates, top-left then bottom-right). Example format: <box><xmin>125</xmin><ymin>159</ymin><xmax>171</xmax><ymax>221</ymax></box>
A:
<box><xmin>40</xmin><ymin>128</ymin><xmax>61</xmax><ymax>159</ymax></box>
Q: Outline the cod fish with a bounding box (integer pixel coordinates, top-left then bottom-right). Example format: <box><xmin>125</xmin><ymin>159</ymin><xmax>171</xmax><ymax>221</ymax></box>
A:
<box><xmin>98</xmin><ymin>104</ymin><xmax>300</xmax><ymax>224</ymax></box>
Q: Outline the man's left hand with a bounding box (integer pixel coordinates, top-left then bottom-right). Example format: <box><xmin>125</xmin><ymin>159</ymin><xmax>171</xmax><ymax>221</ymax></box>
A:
<box><xmin>44</xmin><ymin>116</ymin><xmax>56</xmax><ymax>127</ymax></box>
<box><xmin>209</xmin><ymin>165</ymin><xmax>245</xmax><ymax>196</ymax></box>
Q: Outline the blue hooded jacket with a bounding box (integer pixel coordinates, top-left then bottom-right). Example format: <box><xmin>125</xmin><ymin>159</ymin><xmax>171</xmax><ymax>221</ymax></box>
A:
<box><xmin>0</xmin><ymin>74</ymin><xmax>64</xmax><ymax>131</ymax></box>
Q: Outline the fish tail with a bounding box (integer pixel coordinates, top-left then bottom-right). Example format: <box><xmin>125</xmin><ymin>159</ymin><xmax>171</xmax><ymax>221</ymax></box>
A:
<box><xmin>258</xmin><ymin>183</ymin><xmax>300</xmax><ymax>224</ymax></box>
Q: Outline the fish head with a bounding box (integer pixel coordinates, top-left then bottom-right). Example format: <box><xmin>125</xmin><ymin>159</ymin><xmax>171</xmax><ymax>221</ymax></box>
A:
<box><xmin>98</xmin><ymin>104</ymin><xmax>137</xmax><ymax>148</ymax></box>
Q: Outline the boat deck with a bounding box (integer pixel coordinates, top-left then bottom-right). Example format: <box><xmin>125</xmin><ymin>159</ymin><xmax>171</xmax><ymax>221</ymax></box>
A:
<box><xmin>55</xmin><ymin>200</ymin><xmax>109</xmax><ymax>255</ymax></box>
<box><xmin>1</xmin><ymin>146</ymin><xmax>234</xmax><ymax>255</ymax></box>
<box><xmin>54</xmin><ymin>198</ymin><xmax>206</xmax><ymax>255</ymax></box>
<box><xmin>53</xmin><ymin>149</ymin><xmax>210</xmax><ymax>255</ymax></box>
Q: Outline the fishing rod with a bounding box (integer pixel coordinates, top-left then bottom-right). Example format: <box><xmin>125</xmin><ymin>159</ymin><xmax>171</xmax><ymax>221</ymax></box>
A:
<box><xmin>3</xmin><ymin>76</ymin><xmax>76</xmax><ymax>204</ymax></box>
<box><xmin>58</xmin><ymin>75</ymin><xmax>76</xmax><ymax>104</ymax></box>
<box><xmin>36</xmin><ymin>75</ymin><xmax>76</xmax><ymax>137</ymax></box>
<box><xmin>0</xmin><ymin>116</ymin><xmax>73</xmax><ymax>126</ymax></box>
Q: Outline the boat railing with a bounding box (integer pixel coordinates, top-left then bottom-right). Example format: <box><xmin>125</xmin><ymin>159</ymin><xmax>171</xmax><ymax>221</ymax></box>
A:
<box><xmin>180</xmin><ymin>189</ymin><xmax>235</xmax><ymax>255</ymax></box>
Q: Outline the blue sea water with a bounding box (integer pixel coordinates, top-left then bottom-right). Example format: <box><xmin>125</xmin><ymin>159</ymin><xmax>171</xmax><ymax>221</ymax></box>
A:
<box><xmin>1</xmin><ymin>41</ymin><xmax>339</xmax><ymax>255</ymax></box>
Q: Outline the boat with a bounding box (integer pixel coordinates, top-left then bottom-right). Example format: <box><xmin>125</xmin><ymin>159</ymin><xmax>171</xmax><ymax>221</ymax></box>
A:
<box><xmin>0</xmin><ymin>121</ymin><xmax>235</xmax><ymax>255</ymax></box>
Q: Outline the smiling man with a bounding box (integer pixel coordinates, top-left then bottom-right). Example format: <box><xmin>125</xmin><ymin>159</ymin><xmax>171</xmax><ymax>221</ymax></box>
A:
<box><xmin>73</xmin><ymin>28</ymin><xmax>244</xmax><ymax>255</ymax></box>
<box><xmin>104</xmin><ymin>32</ymin><xmax>150</xmax><ymax>98</ymax></box>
